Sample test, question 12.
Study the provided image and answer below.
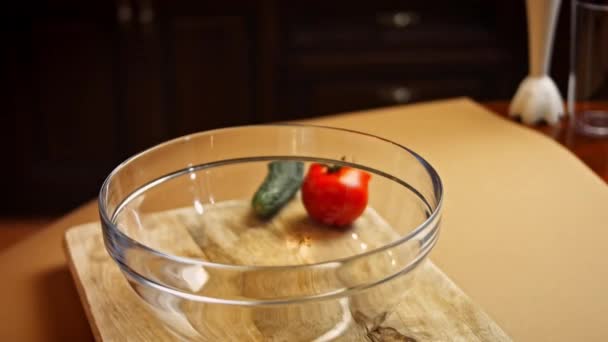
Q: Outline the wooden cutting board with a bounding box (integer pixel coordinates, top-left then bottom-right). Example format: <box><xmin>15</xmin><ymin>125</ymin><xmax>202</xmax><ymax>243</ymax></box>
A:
<box><xmin>64</xmin><ymin>216</ymin><xmax>511</xmax><ymax>342</ymax></box>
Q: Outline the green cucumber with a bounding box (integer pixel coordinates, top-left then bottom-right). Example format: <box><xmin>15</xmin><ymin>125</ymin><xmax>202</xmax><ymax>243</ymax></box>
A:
<box><xmin>252</xmin><ymin>160</ymin><xmax>304</xmax><ymax>218</ymax></box>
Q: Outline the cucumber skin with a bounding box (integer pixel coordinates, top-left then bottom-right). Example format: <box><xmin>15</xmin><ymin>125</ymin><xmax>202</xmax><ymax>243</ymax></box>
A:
<box><xmin>252</xmin><ymin>161</ymin><xmax>304</xmax><ymax>218</ymax></box>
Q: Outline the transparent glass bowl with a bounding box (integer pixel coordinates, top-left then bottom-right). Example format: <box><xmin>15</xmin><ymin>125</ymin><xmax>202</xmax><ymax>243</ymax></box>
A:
<box><xmin>99</xmin><ymin>125</ymin><xmax>443</xmax><ymax>341</ymax></box>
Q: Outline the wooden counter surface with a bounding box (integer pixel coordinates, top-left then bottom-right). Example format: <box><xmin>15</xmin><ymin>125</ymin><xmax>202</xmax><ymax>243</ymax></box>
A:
<box><xmin>483</xmin><ymin>101</ymin><xmax>608</xmax><ymax>183</ymax></box>
<box><xmin>1</xmin><ymin>98</ymin><xmax>607</xmax><ymax>341</ymax></box>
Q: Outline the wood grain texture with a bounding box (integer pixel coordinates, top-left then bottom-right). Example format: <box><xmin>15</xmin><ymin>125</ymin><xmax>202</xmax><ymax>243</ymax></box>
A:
<box><xmin>64</xmin><ymin>211</ymin><xmax>510</xmax><ymax>341</ymax></box>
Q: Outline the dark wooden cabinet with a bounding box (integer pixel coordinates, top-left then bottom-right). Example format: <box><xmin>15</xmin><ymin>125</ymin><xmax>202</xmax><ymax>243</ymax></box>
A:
<box><xmin>5</xmin><ymin>1</ymin><xmax>122</xmax><ymax>213</ymax></box>
<box><xmin>4</xmin><ymin>1</ymin><xmax>260</xmax><ymax>213</ymax></box>
<box><xmin>5</xmin><ymin>0</ymin><xmax>542</xmax><ymax>214</ymax></box>
<box><xmin>275</xmin><ymin>0</ymin><xmax>525</xmax><ymax>118</ymax></box>
<box><xmin>286</xmin><ymin>78</ymin><xmax>488</xmax><ymax>118</ymax></box>
<box><xmin>117</xmin><ymin>0</ymin><xmax>259</xmax><ymax>152</ymax></box>
<box><xmin>167</xmin><ymin>15</ymin><xmax>254</xmax><ymax>136</ymax></box>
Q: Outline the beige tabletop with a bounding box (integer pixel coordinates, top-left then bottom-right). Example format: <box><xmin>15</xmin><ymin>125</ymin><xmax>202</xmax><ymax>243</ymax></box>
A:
<box><xmin>1</xmin><ymin>98</ymin><xmax>607</xmax><ymax>341</ymax></box>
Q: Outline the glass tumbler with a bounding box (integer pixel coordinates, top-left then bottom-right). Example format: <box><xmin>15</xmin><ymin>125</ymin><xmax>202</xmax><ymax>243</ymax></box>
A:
<box><xmin>568</xmin><ymin>0</ymin><xmax>608</xmax><ymax>137</ymax></box>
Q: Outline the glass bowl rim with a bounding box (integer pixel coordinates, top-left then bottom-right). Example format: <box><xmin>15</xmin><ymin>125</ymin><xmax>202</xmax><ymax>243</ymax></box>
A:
<box><xmin>99</xmin><ymin>123</ymin><xmax>443</xmax><ymax>272</ymax></box>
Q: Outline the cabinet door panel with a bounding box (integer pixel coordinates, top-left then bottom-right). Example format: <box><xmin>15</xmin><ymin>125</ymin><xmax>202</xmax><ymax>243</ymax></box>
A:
<box><xmin>8</xmin><ymin>13</ymin><xmax>121</xmax><ymax>213</ymax></box>
<box><xmin>281</xmin><ymin>78</ymin><xmax>486</xmax><ymax>118</ymax></box>
<box><xmin>169</xmin><ymin>16</ymin><xmax>253</xmax><ymax>136</ymax></box>
<box><xmin>32</xmin><ymin>20</ymin><xmax>119</xmax><ymax>164</ymax></box>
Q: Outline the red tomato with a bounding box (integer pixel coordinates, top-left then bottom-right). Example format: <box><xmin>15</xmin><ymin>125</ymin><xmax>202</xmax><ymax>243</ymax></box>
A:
<box><xmin>301</xmin><ymin>163</ymin><xmax>371</xmax><ymax>227</ymax></box>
